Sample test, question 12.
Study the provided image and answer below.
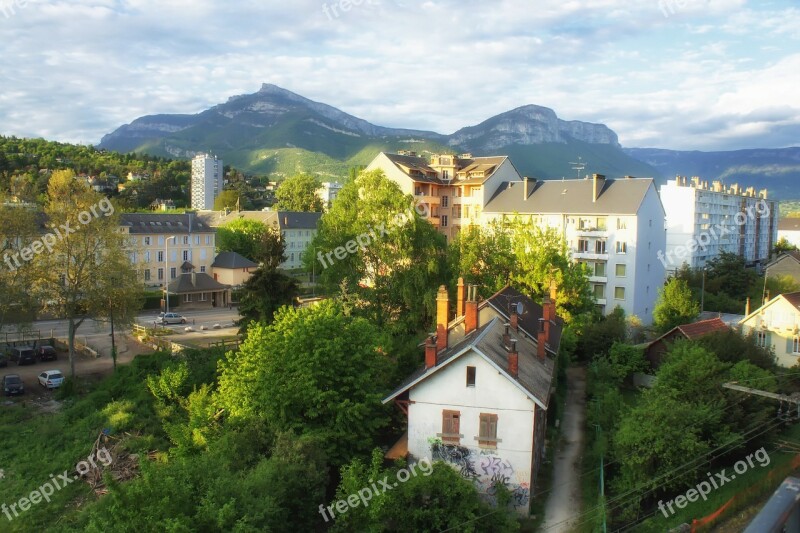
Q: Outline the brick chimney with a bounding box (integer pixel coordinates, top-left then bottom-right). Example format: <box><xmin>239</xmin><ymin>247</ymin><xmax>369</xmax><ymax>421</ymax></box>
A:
<box><xmin>510</xmin><ymin>306</ymin><xmax>519</xmax><ymax>332</ymax></box>
<box><xmin>543</xmin><ymin>295</ymin><xmax>552</xmax><ymax>344</ymax></box>
<box><xmin>456</xmin><ymin>277</ymin><xmax>466</xmax><ymax>318</ymax></box>
<box><xmin>425</xmin><ymin>336</ymin><xmax>437</xmax><ymax>369</ymax></box>
<box><xmin>503</xmin><ymin>323</ymin><xmax>511</xmax><ymax>349</ymax></box>
<box><xmin>436</xmin><ymin>285</ymin><xmax>449</xmax><ymax>352</ymax></box>
<box><xmin>592</xmin><ymin>174</ymin><xmax>606</xmax><ymax>203</ymax></box>
<box><xmin>508</xmin><ymin>339</ymin><xmax>519</xmax><ymax>378</ymax></box>
<box><xmin>465</xmin><ymin>285</ymin><xmax>479</xmax><ymax>334</ymax></box>
<box><xmin>537</xmin><ymin>322</ymin><xmax>547</xmax><ymax>361</ymax></box>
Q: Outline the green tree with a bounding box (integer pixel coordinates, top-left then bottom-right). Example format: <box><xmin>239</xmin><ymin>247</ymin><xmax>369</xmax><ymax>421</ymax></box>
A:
<box><xmin>213</xmin><ymin>189</ymin><xmax>241</xmax><ymax>211</ymax></box>
<box><xmin>307</xmin><ymin>169</ymin><xmax>448</xmax><ymax>332</ymax></box>
<box><xmin>774</xmin><ymin>237</ymin><xmax>798</xmax><ymax>254</ymax></box>
<box><xmin>237</xmin><ymin>266</ymin><xmax>299</xmax><ymax>331</ymax></box>
<box><xmin>217</xmin><ymin>300</ymin><xmax>393</xmax><ymax>465</ymax></box>
<box><xmin>274</xmin><ymin>173</ymin><xmax>323</xmax><ymax>212</ymax></box>
<box><xmin>35</xmin><ymin>171</ymin><xmax>140</xmax><ymax>378</ymax></box>
<box><xmin>577</xmin><ymin>307</ymin><xmax>626</xmax><ymax>361</ymax></box>
<box><xmin>653</xmin><ymin>278</ymin><xmax>701</xmax><ymax>333</ymax></box>
<box><xmin>216</xmin><ymin>218</ymin><xmax>268</xmax><ymax>261</ymax></box>
<box><xmin>0</xmin><ymin>201</ymin><xmax>38</xmax><ymax>330</ymax></box>
<box><xmin>331</xmin><ymin>450</ymin><xmax>520</xmax><ymax>532</ymax></box>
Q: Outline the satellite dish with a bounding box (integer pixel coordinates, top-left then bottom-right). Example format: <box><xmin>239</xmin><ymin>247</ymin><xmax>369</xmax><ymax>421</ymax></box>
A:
<box><xmin>516</xmin><ymin>302</ymin><xmax>524</xmax><ymax>315</ymax></box>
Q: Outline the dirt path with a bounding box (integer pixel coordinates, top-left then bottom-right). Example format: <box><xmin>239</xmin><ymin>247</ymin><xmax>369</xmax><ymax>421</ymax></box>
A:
<box><xmin>540</xmin><ymin>366</ymin><xmax>587</xmax><ymax>532</ymax></box>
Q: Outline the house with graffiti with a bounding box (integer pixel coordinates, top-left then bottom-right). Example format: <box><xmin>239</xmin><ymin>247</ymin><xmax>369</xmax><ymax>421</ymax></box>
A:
<box><xmin>383</xmin><ymin>279</ymin><xmax>562</xmax><ymax>514</ymax></box>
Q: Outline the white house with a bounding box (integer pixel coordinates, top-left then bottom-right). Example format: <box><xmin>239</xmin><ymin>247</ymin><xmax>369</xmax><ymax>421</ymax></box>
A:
<box><xmin>483</xmin><ymin>174</ymin><xmax>666</xmax><ymax>324</ymax></box>
<box><xmin>384</xmin><ymin>281</ymin><xmax>560</xmax><ymax>514</ymax></box>
<box><xmin>778</xmin><ymin>219</ymin><xmax>800</xmax><ymax>249</ymax></box>
<box><xmin>659</xmin><ymin>177</ymin><xmax>777</xmax><ymax>269</ymax></box>
<box><xmin>739</xmin><ymin>291</ymin><xmax>800</xmax><ymax>368</ymax></box>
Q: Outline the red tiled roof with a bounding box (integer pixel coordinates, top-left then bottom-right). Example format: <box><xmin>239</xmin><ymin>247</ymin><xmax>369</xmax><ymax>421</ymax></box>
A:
<box><xmin>676</xmin><ymin>318</ymin><xmax>730</xmax><ymax>339</ymax></box>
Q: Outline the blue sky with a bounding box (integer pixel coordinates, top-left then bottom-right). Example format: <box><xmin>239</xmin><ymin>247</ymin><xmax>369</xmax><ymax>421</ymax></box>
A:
<box><xmin>0</xmin><ymin>0</ymin><xmax>797</xmax><ymax>150</ymax></box>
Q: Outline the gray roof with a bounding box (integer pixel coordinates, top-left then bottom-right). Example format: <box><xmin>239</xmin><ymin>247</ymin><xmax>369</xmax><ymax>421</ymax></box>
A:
<box><xmin>779</xmin><ymin>219</ymin><xmax>800</xmax><ymax>232</ymax></box>
<box><xmin>383</xmin><ymin>152</ymin><xmax>510</xmax><ymax>186</ymax></box>
<box><xmin>484</xmin><ymin>285</ymin><xmax>564</xmax><ymax>355</ymax></box>
<box><xmin>383</xmin><ymin>317</ymin><xmax>554</xmax><ymax>409</ymax></box>
<box><xmin>212</xmin><ymin>251</ymin><xmax>258</xmax><ymax>269</ymax></box>
<box><xmin>166</xmin><ymin>272</ymin><xmax>230</xmax><ymax>293</ymax></box>
<box><xmin>485</xmin><ymin>177</ymin><xmax>656</xmax><ymax>215</ymax></box>
<box><xmin>120</xmin><ymin>213</ymin><xmax>214</xmax><ymax>234</ymax></box>
<box><xmin>196</xmin><ymin>210</ymin><xmax>321</xmax><ymax>231</ymax></box>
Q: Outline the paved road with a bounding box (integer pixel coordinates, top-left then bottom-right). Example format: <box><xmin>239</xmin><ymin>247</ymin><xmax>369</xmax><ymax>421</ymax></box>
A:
<box><xmin>541</xmin><ymin>366</ymin><xmax>587</xmax><ymax>533</ymax></box>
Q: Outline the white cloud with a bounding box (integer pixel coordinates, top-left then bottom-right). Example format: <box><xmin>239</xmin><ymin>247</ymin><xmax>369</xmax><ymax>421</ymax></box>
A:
<box><xmin>0</xmin><ymin>0</ymin><xmax>796</xmax><ymax>151</ymax></box>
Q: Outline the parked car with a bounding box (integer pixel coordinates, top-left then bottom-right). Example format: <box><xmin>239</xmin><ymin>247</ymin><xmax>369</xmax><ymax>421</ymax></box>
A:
<box><xmin>3</xmin><ymin>374</ymin><xmax>24</xmax><ymax>396</ymax></box>
<box><xmin>9</xmin><ymin>346</ymin><xmax>36</xmax><ymax>365</ymax></box>
<box><xmin>37</xmin><ymin>345</ymin><xmax>58</xmax><ymax>362</ymax></box>
<box><xmin>38</xmin><ymin>370</ymin><xmax>64</xmax><ymax>390</ymax></box>
<box><xmin>157</xmin><ymin>313</ymin><xmax>187</xmax><ymax>325</ymax></box>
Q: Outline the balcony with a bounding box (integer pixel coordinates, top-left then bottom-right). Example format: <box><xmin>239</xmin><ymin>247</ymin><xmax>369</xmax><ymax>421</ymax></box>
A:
<box><xmin>414</xmin><ymin>194</ymin><xmax>440</xmax><ymax>205</ymax></box>
<box><xmin>575</xmin><ymin>228</ymin><xmax>609</xmax><ymax>237</ymax></box>
<box><xmin>574</xmin><ymin>251</ymin><xmax>609</xmax><ymax>261</ymax></box>
<box><xmin>589</xmin><ymin>275</ymin><xmax>608</xmax><ymax>283</ymax></box>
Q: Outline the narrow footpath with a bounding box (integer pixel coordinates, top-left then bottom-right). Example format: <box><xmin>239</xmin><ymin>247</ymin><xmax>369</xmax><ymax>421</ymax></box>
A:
<box><xmin>540</xmin><ymin>366</ymin><xmax>587</xmax><ymax>532</ymax></box>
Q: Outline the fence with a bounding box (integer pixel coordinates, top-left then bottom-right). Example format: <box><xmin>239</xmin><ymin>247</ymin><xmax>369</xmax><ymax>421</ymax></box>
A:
<box><xmin>691</xmin><ymin>453</ymin><xmax>800</xmax><ymax>531</ymax></box>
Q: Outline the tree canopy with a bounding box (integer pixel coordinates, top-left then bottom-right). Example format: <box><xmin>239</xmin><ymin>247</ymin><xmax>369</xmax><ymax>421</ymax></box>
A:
<box><xmin>274</xmin><ymin>173</ymin><xmax>323</xmax><ymax>212</ymax></box>
<box><xmin>653</xmin><ymin>278</ymin><xmax>700</xmax><ymax>333</ymax></box>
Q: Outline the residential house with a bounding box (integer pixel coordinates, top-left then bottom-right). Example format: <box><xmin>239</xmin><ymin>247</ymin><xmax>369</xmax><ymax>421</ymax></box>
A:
<box><xmin>211</xmin><ymin>251</ymin><xmax>259</xmax><ymax>287</ymax></box>
<box><xmin>166</xmin><ymin>261</ymin><xmax>231</xmax><ymax>310</ymax></box>
<box><xmin>644</xmin><ymin>317</ymin><xmax>730</xmax><ymax>368</ymax></box>
<box><xmin>197</xmin><ymin>210</ymin><xmax>321</xmax><ymax>271</ymax></box>
<box><xmin>383</xmin><ymin>280</ymin><xmax>561</xmax><ymax>515</ymax></box>
<box><xmin>659</xmin><ymin>177</ymin><xmax>778</xmax><ymax>269</ymax></box>
<box><xmin>765</xmin><ymin>251</ymin><xmax>800</xmax><ymax>286</ymax></box>
<box><xmin>739</xmin><ymin>292</ymin><xmax>800</xmax><ymax>367</ymax></box>
<box><xmin>778</xmin><ymin>219</ymin><xmax>800</xmax><ymax>249</ymax></box>
<box><xmin>366</xmin><ymin>152</ymin><xmax>523</xmax><ymax>241</ymax></box>
<box><xmin>483</xmin><ymin>174</ymin><xmax>666</xmax><ymax>324</ymax></box>
<box><xmin>119</xmin><ymin>213</ymin><xmax>217</xmax><ymax>288</ymax></box>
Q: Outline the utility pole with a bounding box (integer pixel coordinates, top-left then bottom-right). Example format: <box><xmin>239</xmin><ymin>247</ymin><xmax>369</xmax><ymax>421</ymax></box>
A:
<box><xmin>723</xmin><ymin>382</ymin><xmax>800</xmax><ymax>419</ymax></box>
<box><xmin>701</xmin><ymin>266</ymin><xmax>706</xmax><ymax>312</ymax></box>
<box><xmin>595</xmin><ymin>424</ymin><xmax>607</xmax><ymax>533</ymax></box>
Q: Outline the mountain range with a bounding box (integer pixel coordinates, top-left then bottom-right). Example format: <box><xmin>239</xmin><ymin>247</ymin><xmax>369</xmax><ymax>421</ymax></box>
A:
<box><xmin>99</xmin><ymin>84</ymin><xmax>800</xmax><ymax>199</ymax></box>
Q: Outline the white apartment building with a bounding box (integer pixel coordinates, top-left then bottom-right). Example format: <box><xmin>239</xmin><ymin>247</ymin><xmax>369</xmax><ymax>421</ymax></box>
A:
<box><xmin>659</xmin><ymin>177</ymin><xmax>778</xmax><ymax>270</ymax></box>
<box><xmin>191</xmin><ymin>154</ymin><xmax>224</xmax><ymax>210</ymax></box>
<box><xmin>483</xmin><ymin>175</ymin><xmax>667</xmax><ymax>324</ymax></box>
<box><xmin>317</xmin><ymin>181</ymin><xmax>344</xmax><ymax>210</ymax></box>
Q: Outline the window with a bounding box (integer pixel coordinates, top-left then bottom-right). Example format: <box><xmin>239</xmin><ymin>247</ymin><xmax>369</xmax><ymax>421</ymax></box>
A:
<box><xmin>183</xmin><ymin>236</ymin><xmax>189</xmax><ymax>244</ymax></box>
<box><xmin>593</xmin><ymin>284</ymin><xmax>605</xmax><ymax>299</ymax></box>
<box><xmin>183</xmin><ymin>294</ymin><xmax>192</xmax><ymax>303</ymax></box>
<box><xmin>158</xmin><ymin>268</ymin><xmax>164</xmax><ymax>281</ymax></box>
<box><xmin>170</xmin><ymin>267</ymin><xmax>176</xmax><ymax>279</ymax></box>
<box><xmin>616</xmin><ymin>264</ymin><xmax>626</xmax><ymax>277</ymax></box>
<box><xmin>290</xmin><ymin>253</ymin><xmax>295</xmax><ymax>262</ymax></box>
<box><xmin>478</xmin><ymin>413</ymin><xmax>498</xmax><ymax>448</ymax></box>
<box><xmin>205</xmin><ymin>235</ymin><xmax>211</xmax><ymax>245</ymax></box>
<box><xmin>144</xmin><ymin>237</ymin><xmax>151</xmax><ymax>246</ymax></box>
<box><xmin>793</xmin><ymin>337</ymin><xmax>800</xmax><ymax>354</ymax></box>
<box><xmin>615</xmin><ymin>287</ymin><xmax>625</xmax><ymax>300</ymax></box>
<box><xmin>183</xmin><ymin>250</ymin><xmax>189</xmax><ymax>261</ymax></box>
<box><xmin>200</xmin><ymin>266</ymin><xmax>206</xmax><ymax>273</ymax></box>
<box><xmin>145</xmin><ymin>251</ymin><xmax>151</xmax><ymax>263</ymax></box>
<box><xmin>596</xmin><ymin>240</ymin><xmax>607</xmax><ymax>254</ymax></box>
<box><xmin>199</xmin><ymin>293</ymin><xmax>207</xmax><ymax>302</ymax></box>
<box><xmin>597</xmin><ymin>217</ymin><xmax>607</xmax><ymax>231</ymax></box>
<box><xmin>144</xmin><ymin>269</ymin><xmax>151</xmax><ymax>281</ymax></box>
<box><xmin>757</xmin><ymin>331</ymin><xmax>767</xmax><ymax>348</ymax></box>
<box><xmin>441</xmin><ymin>215</ymin><xmax>448</xmax><ymax>227</ymax></box>
<box><xmin>441</xmin><ymin>410</ymin><xmax>461</xmax><ymax>444</ymax></box>
<box><xmin>594</xmin><ymin>262</ymin><xmax>606</xmax><ymax>277</ymax></box>
<box><xmin>443</xmin><ymin>170</ymin><xmax>450</xmax><ymax>180</ymax></box>
<box><xmin>157</xmin><ymin>251</ymin><xmax>164</xmax><ymax>262</ymax></box>
<box><xmin>578</xmin><ymin>239</ymin><xmax>589</xmax><ymax>252</ymax></box>
<box><xmin>466</xmin><ymin>366</ymin><xmax>476</xmax><ymax>387</ymax></box>
<box><xmin>441</xmin><ymin>196</ymin><xmax>449</xmax><ymax>207</ymax></box>
<box><xmin>617</xmin><ymin>218</ymin><xmax>627</xmax><ymax>230</ymax></box>
<box><xmin>158</xmin><ymin>236</ymin><xmax>164</xmax><ymax>246</ymax></box>
<box><xmin>616</xmin><ymin>242</ymin><xmax>627</xmax><ymax>254</ymax></box>
<box><xmin>195</xmin><ymin>235</ymin><xmax>200</xmax><ymax>245</ymax></box>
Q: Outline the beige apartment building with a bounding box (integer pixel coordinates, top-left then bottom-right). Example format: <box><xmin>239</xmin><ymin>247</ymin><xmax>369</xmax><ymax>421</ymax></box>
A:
<box><xmin>120</xmin><ymin>213</ymin><xmax>217</xmax><ymax>289</ymax></box>
<box><xmin>366</xmin><ymin>151</ymin><xmax>523</xmax><ymax>241</ymax></box>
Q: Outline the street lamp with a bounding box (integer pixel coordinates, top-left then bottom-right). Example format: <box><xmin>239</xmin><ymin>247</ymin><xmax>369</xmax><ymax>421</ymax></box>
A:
<box><xmin>165</xmin><ymin>235</ymin><xmax>176</xmax><ymax>315</ymax></box>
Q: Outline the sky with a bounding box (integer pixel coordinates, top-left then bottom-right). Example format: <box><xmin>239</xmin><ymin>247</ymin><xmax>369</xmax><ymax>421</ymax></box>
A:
<box><xmin>0</xmin><ymin>0</ymin><xmax>798</xmax><ymax>151</ymax></box>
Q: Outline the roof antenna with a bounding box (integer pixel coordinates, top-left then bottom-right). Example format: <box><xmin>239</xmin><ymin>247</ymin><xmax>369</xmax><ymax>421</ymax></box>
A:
<box><xmin>569</xmin><ymin>156</ymin><xmax>586</xmax><ymax>179</ymax></box>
